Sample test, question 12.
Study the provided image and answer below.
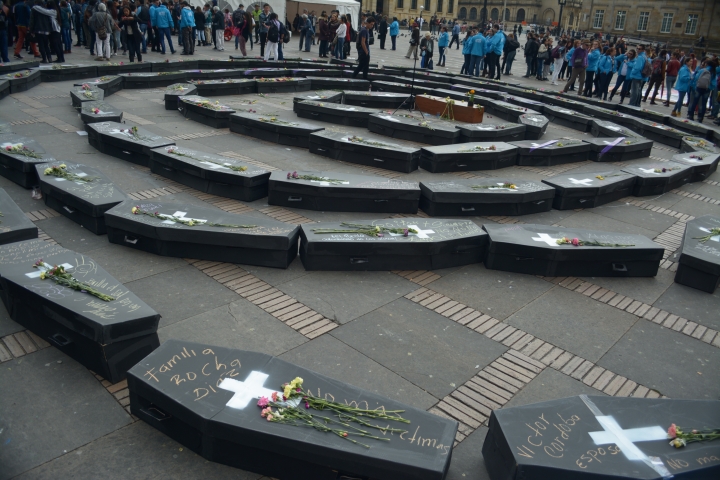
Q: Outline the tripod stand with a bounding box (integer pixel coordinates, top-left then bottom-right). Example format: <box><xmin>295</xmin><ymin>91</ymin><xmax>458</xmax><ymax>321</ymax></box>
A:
<box><xmin>392</xmin><ymin>53</ymin><xmax>426</xmax><ymax>118</ymax></box>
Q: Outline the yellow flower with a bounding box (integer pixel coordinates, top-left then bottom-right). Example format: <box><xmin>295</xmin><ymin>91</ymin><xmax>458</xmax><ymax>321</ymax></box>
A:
<box><xmin>131</xmin><ymin>207</ymin><xmax>138</xmax><ymax>214</ymax></box>
<box><xmin>509</xmin><ymin>184</ymin><xmax>517</xmax><ymax>190</ymax></box>
<box><xmin>40</xmin><ymin>271</ymin><xmax>46</xmax><ymax>280</ymax></box>
<box><xmin>44</xmin><ymin>168</ymin><xmax>52</xmax><ymax>175</ymax></box>
<box><xmin>290</xmin><ymin>377</ymin><xmax>303</xmax><ymax>388</ymax></box>
<box><xmin>596</xmin><ymin>175</ymin><xmax>605</xmax><ymax>180</ymax></box>
<box><xmin>59</xmin><ymin>164</ymin><xmax>67</xmax><ymax>169</ymax></box>
<box><xmin>239</xmin><ymin>166</ymin><xmax>247</xmax><ymax>171</ymax></box>
<box><xmin>187</xmin><ymin>220</ymin><xmax>194</xmax><ymax>226</ymax></box>
<box><xmin>283</xmin><ymin>384</ymin><xmax>293</xmax><ymax>398</ymax></box>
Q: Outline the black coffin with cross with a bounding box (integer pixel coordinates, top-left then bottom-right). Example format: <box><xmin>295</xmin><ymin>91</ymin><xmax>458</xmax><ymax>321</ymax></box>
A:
<box><xmin>585</xmin><ymin>137</ymin><xmax>653</xmax><ymax>162</ymax></box>
<box><xmin>368</xmin><ymin>113</ymin><xmax>461</xmax><ymax>146</ymax></box>
<box><xmin>309</xmin><ymin>77</ymin><xmax>371</xmax><ymax>90</ymax></box>
<box><xmin>178</xmin><ymin>95</ymin><xmax>236</xmax><ymax>129</ymax></box>
<box><xmin>0</xmin><ymin>188</ymin><xmax>38</xmax><ymax>245</ymax></box>
<box><xmin>96</xmin><ymin>62</ymin><xmax>154</xmax><ymax>76</ymax></box>
<box><xmin>419</xmin><ymin>179</ymin><xmax>555</xmax><ymax>217</ymax></box>
<box><xmin>119</xmin><ymin>71</ymin><xmax>188</xmax><ymax>89</ymax></box>
<box><xmin>294</xmin><ymin>101</ymin><xmax>379</xmax><ymax>128</ymax></box>
<box><xmin>76</xmin><ymin>75</ymin><xmax>124</xmax><ymax>96</ymax></box>
<box><xmin>85</xmin><ymin>121</ymin><xmax>175</xmax><ymax>167</ymax></box>
<box><xmin>541</xmin><ymin>171</ymin><xmax>637</xmax><ymax>210</ymax></box>
<box><xmin>104</xmin><ymin>199</ymin><xmax>300</xmax><ymax>269</ymax></box>
<box><xmin>620</xmin><ymin>161</ymin><xmax>694</xmax><ymax>197</ymax></box>
<box><xmin>674</xmin><ymin>215</ymin><xmax>720</xmax><ymax>293</ymax></box>
<box><xmin>37</xmin><ymin>64</ymin><xmax>98</xmax><ymax>82</ymax></box>
<box><xmin>483</xmin><ymin>224</ymin><xmax>663</xmax><ymax>277</ymax></box>
<box><xmin>504</xmin><ymin>95</ymin><xmax>547</xmax><ymax>114</ymax></box>
<box><xmin>0</xmin><ymin>239</ymin><xmax>160</xmax><ymax>383</ymax></box>
<box><xmin>419</xmin><ymin>143</ymin><xmax>520</xmax><ymax>173</ymax></box>
<box><xmin>370</xmin><ymin>81</ymin><xmax>415</xmax><ymax>94</ymax></box>
<box><xmin>457</xmin><ymin>123</ymin><xmax>527</xmax><ymax>144</ymax></box>
<box><xmin>128</xmin><ymin>339</ymin><xmax>458</xmax><ymax>480</ymax></box>
<box><xmin>680</xmin><ymin>136</ymin><xmax>720</xmax><ymax>155</ymax></box>
<box><xmin>308</xmin><ymin>131</ymin><xmax>421</xmax><ymax>173</ymax></box>
<box><xmin>149</xmin><ymin>146</ymin><xmax>270</xmax><ymax>202</ymax></box>
<box><xmin>671</xmin><ymin>152</ymin><xmax>720</xmax><ymax>183</ymax></box>
<box><xmin>70</xmin><ymin>86</ymin><xmax>105</xmax><ymax>108</ymax></box>
<box><xmin>300</xmin><ymin>219</ymin><xmax>488</xmax><ymax>271</ymax></box>
<box><xmin>343</xmin><ymin>91</ymin><xmax>409</xmax><ymax>109</ymax></box>
<box><xmin>182</xmin><ymin>68</ymin><xmax>246</xmax><ymax>80</ymax></box>
<box><xmin>164</xmin><ymin>83</ymin><xmax>198</xmax><ymax>110</ymax></box>
<box><xmin>666</xmin><ymin>117</ymin><xmax>716</xmax><ymax>140</ymax></box>
<box><xmin>590</xmin><ymin>120</ymin><xmax>641</xmax><ymax>140</ymax></box>
<box><xmin>635</xmin><ymin>120</ymin><xmax>686</xmax><ymax>148</ymax></box>
<box><xmin>518</xmin><ymin>114</ymin><xmax>549</xmax><ymax>140</ymax></box>
<box><xmin>292</xmin><ymin>91</ymin><xmax>344</xmax><ymax>109</ymax></box>
<box><xmin>4</xmin><ymin>69</ymin><xmax>42</xmax><ymax>93</ymax></box>
<box><xmin>79</xmin><ymin>101</ymin><xmax>124</xmax><ymax>125</ymax></box>
<box><xmin>291</xmin><ymin>68</ymin><xmax>344</xmax><ymax>78</ymax></box>
<box><xmin>230</xmin><ymin>112</ymin><xmax>325</xmax><ymax>149</ymax></box>
<box><xmin>256</xmin><ymin>77</ymin><xmax>311</xmax><ymax>93</ymax></box>
<box><xmin>511</xmin><ymin>139</ymin><xmax>592</xmax><ymax>167</ymax></box>
<box><xmin>542</xmin><ymin>105</ymin><xmax>595</xmax><ymax>132</ymax></box>
<box><xmin>486</xmin><ymin>101</ymin><xmax>540</xmax><ymax>123</ymax></box>
<box><xmin>152</xmin><ymin>59</ymin><xmax>199</xmax><ymax>72</ymax></box>
<box><xmin>482</xmin><ymin>395</ymin><xmax>720</xmax><ymax>480</ymax></box>
<box><xmin>190</xmin><ymin>78</ymin><xmax>257</xmax><ymax>96</ymax></box>
<box><xmin>0</xmin><ymin>134</ymin><xmax>56</xmax><ymax>188</ymax></box>
<box><xmin>35</xmin><ymin>162</ymin><xmax>127</xmax><ymax>235</ymax></box>
<box><xmin>268</xmin><ymin>171</ymin><xmax>421</xmax><ymax>214</ymax></box>
<box><xmin>0</xmin><ymin>80</ymin><xmax>9</xmax><ymax>100</ymax></box>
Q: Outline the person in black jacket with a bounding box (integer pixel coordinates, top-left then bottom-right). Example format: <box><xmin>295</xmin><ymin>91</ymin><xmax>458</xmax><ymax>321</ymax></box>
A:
<box><xmin>377</xmin><ymin>15</ymin><xmax>387</xmax><ymax>50</ymax></box>
<box><xmin>121</xmin><ymin>5</ymin><xmax>141</xmax><ymax>62</ymax></box>
<box><xmin>523</xmin><ymin>33</ymin><xmax>539</xmax><ymax>78</ymax></box>
<box><xmin>194</xmin><ymin>6</ymin><xmax>206</xmax><ymax>46</ymax></box>
<box><xmin>501</xmin><ymin>32</ymin><xmax>519</xmax><ymax>75</ymax></box>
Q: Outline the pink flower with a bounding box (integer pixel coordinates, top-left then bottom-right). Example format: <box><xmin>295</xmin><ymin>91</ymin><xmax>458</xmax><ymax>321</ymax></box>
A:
<box><xmin>266</xmin><ymin>413</ymin><xmax>273</xmax><ymax>421</ymax></box>
<box><xmin>571</xmin><ymin>238</ymin><xmax>580</xmax><ymax>246</ymax></box>
<box><xmin>260</xmin><ymin>407</ymin><xmax>271</xmax><ymax>417</ymax></box>
<box><xmin>305</xmin><ymin>402</ymin><xmax>310</xmax><ymax>409</ymax></box>
<box><xmin>257</xmin><ymin>396</ymin><xmax>269</xmax><ymax>408</ymax></box>
<box><xmin>287</xmin><ymin>172</ymin><xmax>291</xmax><ymax>179</ymax></box>
<box><xmin>668</xmin><ymin>424</ymin><xmax>677</xmax><ymax>438</ymax></box>
<box><xmin>403</xmin><ymin>229</ymin><xmax>409</xmax><ymax>237</ymax></box>
<box><xmin>271</xmin><ymin>392</ymin><xmax>278</xmax><ymax>402</ymax></box>
<box><xmin>5</xmin><ymin>146</ymin><xmax>10</xmax><ymax>151</ymax></box>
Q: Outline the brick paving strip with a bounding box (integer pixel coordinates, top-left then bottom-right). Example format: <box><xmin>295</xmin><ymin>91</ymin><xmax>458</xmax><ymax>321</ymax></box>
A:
<box><xmin>670</xmin><ymin>186</ymin><xmax>720</xmax><ymax>206</ymax></box>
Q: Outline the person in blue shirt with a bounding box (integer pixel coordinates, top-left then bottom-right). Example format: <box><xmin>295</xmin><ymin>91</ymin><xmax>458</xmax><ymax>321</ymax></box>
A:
<box><xmin>389</xmin><ymin>17</ymin><xmax>398</xmax><ymax>50</ymax></box>
<box><xmin>154</xmin><ymin>1</ymin><xmax>175</xmax><ymax>54</ymax></box>
<box><xmin>486</xmin><ymin>25</ymin><xmax>504</xmax><ymax>79</ymax></box>
<box><xmin>564</xmin><ymin>43</ymin><xmax>576</xmax><ymax>90</ymax></box>
<box><xmin>582</xmin><ymin>40</ymin><xmax>601</xmax><ymax>97</ymax></box>
<box><xmin>459</xmin><ymin>28</ymin><xmax>474</xmax><ymax>75</ymax></box>
<box><xmin>179</xmin><ymin>1</ymin><xmax>195</xmax><ymax>54</ymax></box>
<box><xmin>436</xmin><ymin>26</ymin><xmax>448</xmax><ymax>67</ymax></box>
<box><xmin>450</xmin><ymin>22</ymin><xmax>460</xmax><ymax>49</ymax></box>
<box><xmin>609</xmin><ymin>50</ymin><xmax>635</xmax><ymax>103</ymax></box>
<box><xmin>469</xmin><ymin>29</ymin><xmax>486</xmax><ymax>77</ymax></box>
<box><xmin>672</xmin><ymin>57</ymin><xmax>694</xmax><ymax>117</ymax></box>
<box><xmin>628</xmin><ymin>44</ymin><xmax>648</xmax><ymax>106</ymax></box>
<box><xmin>595</xmin><ymin>47</ymin><xmax>616</xmax><ymax>100</ymax></box>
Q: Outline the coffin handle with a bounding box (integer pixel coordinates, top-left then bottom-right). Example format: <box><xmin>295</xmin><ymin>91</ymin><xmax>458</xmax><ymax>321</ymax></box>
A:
<box><xmin>612</xmin><ymin>263</ymin><xmax>628</xmax><ymax>272</ymax></box>
<box><xmin>63</xmin><ymin>206</ymin><xmax>75</xmax><ymax>214</ymax></box>
<box><xmin>461</xmin><ymin>207</ymin><xmax>475</xmax><ymax>212</ymax></box>
<box><xmin>287</xmin><ymin>196</ymin><xmax>303</xmax><ymax>202</ymax></box>
<box><xmin>374</xmin><ymin>199</ymin><xmax>388</xmax><ymax>203</ymax></box>
<box><xmin>456</xmin><ymin>164</ymin><xmax>467</xmax><ymax>167</ymax></box>
<box><xmin>373</xmin><ymin>158</ymin><xmax>384</xmax><ymax>162</ymax></box>
<box><xmin>124</xmin><ymin>236</ymin><xmax>138</xmax><ymax>245</ymax></box>
<box><xmin>140</xmin><ymin>406</ymin><xmax>172</xmax><ymax>422</ymax></box>
<box><xmin>534</xmin><ymin>200</ymin><xmax>545</xmax><ymax>205</ymax></box>
<box><xmin>350</xmin><ymin>257</ymin><xmax>369</xmax><ymax>264</ymax></box>
<box><xmin>49</xmin><ymin>333</ymin><xmax>72</xmax><ymax>347</ymax></box>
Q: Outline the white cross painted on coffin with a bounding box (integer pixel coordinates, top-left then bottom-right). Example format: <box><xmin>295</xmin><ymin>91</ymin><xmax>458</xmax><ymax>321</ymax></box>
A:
<box><xmin>532</xmin><ymin>233</ymin><xmax>561</xmax><ymax>246</ymax></box>
<box><xmin>639</xmin><ymin>168</ymin><xmax>662</xmax><ymax>176</ymax></box>
<box><xmin>218</xmin><ymin>371</ymin><xmax>282</xmax><ymax>410</ymax></box>
<box><xmin>488</xmin><ymin>183</ymin><xmax>519</xmax><ymax>191</ymax></box>
<box><xmin>310</xmin><ymin>180</ymin><xmax>350</xmax><ymax>186</ymax></box>
<box><xmin>589</xmin><ymin>416</ymin><xmax>667</xmax><ymax>461</ymax></box>
<box><xmin>340</xmin><ymin>107</ymin><xmax>358</xmax><ymax>111</ymax></box>
<box><xmin>476</xmin><ymin>126</ymin><xmax>496</xmax><ymax>130</ymax></box>
<box><xmin>26</xmin><ymin>263</ymin><xmax>74</xmax><ymax>278</ymax></box>
<box><xmin>603</xmin><ymin>140</ymin><xmax>620</xmax><ymax>145</ymax></box>
<box><xmin>1</xmin><ymin>142</ymin><xmax>23</xmax><ymax>150</ymax></box>
<box><xmin>560</xmin><ymin>109</ymin><xmax>574</xmax><ymax>114</ymax></box>
<box><xmin>681</xmin><ymin>157</ymin><xmax>703</xmax><ymax>163</ymax></box>
<box><xmin>160</xmin><ymin>211</ymin><xmax>207</xmax><ymax>225</ymax></box>
<box><xmin>92</xmin><ymin>110</ymin><xmax>111</xmax><ymax>115</ymax></box>
<box><xmin>109</xmin><ymin>128</ymin><xmax>135</xmax><ymax>139</ymax></box>
<box><xmin>54</xmin><ymin>172</ymin><xmax>88</xmax><ymax>183</ymax></box>
<box><xmin>568</xmin><ymin>178</ymin><xmax>594</xmax><ymax>186</ymax></box>
<box><xmin>379</xmin><ymin>115</ymin><xmax>401</xmax><ymax>122</ymax></box>
<box><xmin>699</xmin><ymin>227</ymin><xmax>720</xmax><ymax>242</ymax></box>
<box><xmin>200</xmin><ymin>161</ymin><xmax>230</xmax><ymax>170</ymax></box>
<box><xmin>527</xmin><ymin>117</ymin><xmax>541</xmax><ymax>122</ymax></box>
<box><xmin>408</xmin><ymin>225</ymin><xmax>434</xmax><ymax>239</ymax></box>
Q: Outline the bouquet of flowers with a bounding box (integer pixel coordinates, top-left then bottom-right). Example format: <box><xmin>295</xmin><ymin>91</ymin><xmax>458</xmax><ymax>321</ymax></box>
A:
<box><xmin>312</xmin><ymin>222</ymin><xmax>419</xmax><ymax>238</ymax></box>
<box><xmin>43</xmin><ymin>164</ymin><xmax>92</xmax><ymax>182</ymax></box>
<box><xmin>556</xmin><ymin>237</ymin><xmax>634</xmax><ymax>247</ymax></box>
<box><xmin>33</xmin><ymin>260</ymin><xmax>115</xmax><ymax>301</ymax></box>
<box><xmin>131</xmin><ymin>206</ymin><xmax>257</xmax><ymax>228</ymax></box>
<box><xmin>4</xmin><ymin>143</ymin><xmax>42</xmax><ymax>159</ymax></box>
<box><xmin>667</xmin><ymin>423</ymin><xmax>720</xmax><ymax>448</ymax></box>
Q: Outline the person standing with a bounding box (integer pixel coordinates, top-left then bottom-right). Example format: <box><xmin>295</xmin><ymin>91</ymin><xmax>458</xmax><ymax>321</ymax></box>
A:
<box><xmin>595</xmin><ymin>47</ymin><xmax>615</xmax><ymax>100</ymax></box>
<box><xmin>389</xmin><ymin>16</ymin><xmax>398</xmax><ymax>50</ymax></box>
<box><xmin>301</xmin><ymin>14</ymin><xmax>312</xmax><ymax>52</ymax></box>
<box><xmin>212</xmin><ymin>5</ymin><xmax>223</xmax><ymax>51</ymax></box>
<box><xmin>436</xmin><ymin>25</ymin><xmax>448</xmax><ymax>67</ymax></box>
<box><xmin>154</xmin><ymin>1</ymin><xmax>174</xmax><ymax>54</ymax></box>
<box><xmin>120</xmin><ymin>5</ymin><xmax>141</xmax><ymax>62</ymax></box>
<box><xmin>333</xmin><ymin>14</ymin><xmax>346</xmax><ymax>59</ymax></box>
<box><xmin>178</xmin><ymin>0</ymin><xmax>193</xmax><ymax>54</ymax></box>
<box><xmin>405</xmin><ymin>22</ymin><xmax>419</xmax><ymax>60</ymax></box>
<box><xmin>549</xmin><ymin>39</ymin><xmax>565</xmax><ymax>85</ymax></box>
<box><xmin>583</xmin><ymin>41</ymin><xmax>600</xmax><ymax>96</ymax></box>
<box><xmin>0</xmin><ymin>1</ymin><xmax>8</xmax><ymax>64</ymax></box>
<box><xmin>460</xmin><ymin>28</ymin><xmax>474</xmax><ymax>75</ymax></box>
<box><xmin>419</xmin><ymin>32</ymin><xmax>433</xmax><ymax>69</ymax></box>
<box><xmin>135</xmin><ymin>0</ymin><xmax>149</xmax><ymax>53</ymax></box>
<box><xmin>352</xmin><ymin>16</ymin><xmax>373</xmax><ymax>80</ymax></box>
<box><xmin>642</xmin><ymin>50</ymin><xmax>666</xmax><ymax>104</ymax></box>
<box><xmin>13</xmin><ymin>0</ymin><xmax>39</xmax><ymax>59</ymax></box>
<box><xmin>628</xmin><ymin>44</ymin><xmax>648</xmax><ymax>107</ymax></box>
<box><xmin>258</xmin><ymin>3</ymin><xmax>269</xmax><ymax>57</ymax></box>
<box><xmin>488</xmin><ymin>24</ymin><xmax>504</xmax><ymax>79</ymax></box>
<box><xmin>377</xmin><ymin>15</ymin><xmax>386</xmax><ymax>49</ymax></box>
<box><xmin>501</xmin><ymin>32</ymin><xmax>519</xmax><ymax>75</ymax></box>
<box><xmin>469</xmin><ymin>29</ymin><xmax>486</xmax><ymax>77</ymax></box>
<box><xmin>263</xmin><ymin>11</ymin><xmax>279</xmax><ymax>61</ymax></box>
<box><xmin>672</xmin><ymin>57</ymin><xmax>693</xmax><ymax>117</ymax></box>
<box><xmin>449</xmin><ymin>21</ymin><xmax>459</xmax><ymax>49</ymax></box>
<box><xmin>687</xmin><ymin>59</ymin><xmax>711</xmax><ymax>122</ymax></box>
<box><xmin>317</xmin><ymin>12</ymin><xmax>328</xmax><ymax>57</ymax></box>
<box><xmin>609</xmin><ymin>49</ymin><xmax>635</xmax><ymax>104</ymax></box>
<box><xmin>663</xmin><ymin>51</ymin><xmax>680</xmax><ymax>107</ymax></box>
<box><xmin>535</xmin><ymin>37</ymin><xmax>548</xmax><ymax>80</ymax></box>
<box><xmin>522</xmin><ymin>33</ymin><xmax>538</xmax><ymax>78</ymax></box>
<box><xmin>89</xmin><ymin>1</ymin><xmax>111</xmax><ymax>60</ymax></box>
<box><xmin>562</xmin><ymin>41</ymin><xmax>587</xmax><ymax>95</ymax></box>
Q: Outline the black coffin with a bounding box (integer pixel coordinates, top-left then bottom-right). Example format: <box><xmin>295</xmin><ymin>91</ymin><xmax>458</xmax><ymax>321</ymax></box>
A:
<box><xmin>149</xmin><ymin>146</ymin><xmax>270</xmax><ymax>202</ymax></box>
<box><xmin>4</xmin><ymin>69</ymin><xmax>42</xmax><ymax>93</ymax></box>
<box><xmin>152</xmin><ymin>59</ymin><xmax>199</xmax><ymax>72</ymax></box>
<box><xmin>408</xmin><ymin>71</ymin><xmax>454</xmax><ymax>85</ymax></box>
<box><xmin>430</xmin><ymin>88</ymin><xmax>472</xmax><ymax>103</ymax></box>
<box><xmin>292</xmin><ymin>91</ymin><xmax>344</xmax><ymax>108</ymax></box>
<box><xmin>243</xmin><ymin>68</ymin><xmax>292</xmax><ymax>78</ymax></box>
<box><xmin>511</xmin><ymin>139</ymin><xmax>591</xmax><ymax>166</ymax></box>
<box><xmin>96</xmin><ymin>61</ymin><xmax>154</xmax><ymax>75</ymax></box>
<box><xmin>37</xmin><ymin>64</ymin><xmax>98</xmax><ymax>82</ymax></box>
<box><xmin>0</xmin><ymin>123</ymin><xmax>11</xmax><ymax>134</ymax></box>
<box><xmin>295</xmin><ymin>101</ymin><xmax>379</xmax><ymax>128</ymax></box>
<box><xmin>671</xmin><ymin>152</ymin><xmax>720</xmax><ymax>182</ymax></box>
<box><xmin>229</xmin><ymin>112</ymin><xmax>324</xmax><ymax>148</ymax></box>
<box><xmin>457</xmin><ymin>123</ymin><xmax>526</xmax><ymax>143</ymax></box>
<box><xmin>621</xmin><ymin>161</ymin><xmax>694</xmax><ymax>197</ymax></box>
<box><xmin>489</xmin><ymin>102</ymin><xmax>541</xmax><ymax>122</ymax></box>
<box><xmin>483</xmin><ymin>223</ymin><xmax>663</xmax><ymax>277</ymax></box>
<box><xmin>35</xmin><ymin>162</ymin><xmax>127</xmax><ymax>234</ymax></box>
<box><xmin>120</xmin><ymin>71</ymin><xmax>188</xmax><ymax>89</ymax></box>
<box><xmin>190</xmin><ymin>78</ymin><xmax>257</xmax><ymax>96</ymax></box>
<box><xmin>77</xmin><ymin>75</ymin><xmax>124</xmax><ymax>96</ymax></box>
<box><xmin>79</xmin><ymin>101</ymin><xmax>124</xmax><ymax>124</ymax></box>
<box><xmin>680</xmin><ymin>136</ymin><xmax>720</xmax><ymax>155</ymax></box>
<box><xmin>449</xmin><ymin>85</ymin><xmax>506</xmax><ymax>100</ymax></box>
<box><xmin>666</xmin><ymin>117</ymin><xmax>715</xmax><ymax>140</ymax></box>
<box><xmin>182</xmin><ymin>68</ymin><xmax>247</xmax><ymax>81</ymax></box>
<box><xmin>542</xmin><ymin>105</ymin><xmax>595</xmax><ymax>132</ymax></box>
<box><xmin>419</xmin><ymin>142</ymin><xmax>519</xmax><ymax>172</ymax></box>
<box><xmin>541</xmin><ymin>171</ymin><xmax>637</xmax><ymax>210</ymax></box>
<box><xmin>291</xmin><ymin>68</ymin><xmax>343</xmax><ymax>78</ymax></box>
<box><xmin>636</xmin><ymin>120</ymin><xmax>685</xmax><ymax>148</ymax></box>
<box><xmin>0</xmin><ymin>239</ymin><xmax>160</xmax><ymax>383</ymax></box>
<box><xmin>368</xmin><ymin>113</ymin><xmax>461</xmax><ymax>146</ymax></box>
<box><xmin>616</xmin><ymin>104</ymin><xmax>669</xmax><ymax>123</ymax></box>
<box><xmin>483</xmin><ymin>395</ymin><xmax>720</xmax><ymax>480</ymax></box>
<box><xmin>70</xmin><ymin>86</ymin><xmax>105</xmax><ymax>108</ymax></box>
<box><xmin>590</xmin><ymin>120</ymin><xmax>641</xmax><ymax>139</ymax></box>
<box><xmin>0</xmin><ymin>134</ymin><xmax>57</xmax><ymax>188</ymax></box>
<box><xmin>518</xmin><ymin>114</ymin><xmax>549</xmax><ymax>140</ymax></box>
<box><xmin>343</xmin><ymin>91</ymin><xmax>409</xmax><ymax>109</ymax></box>
<box><xmin>178</xmin><ymin>95</ymin><xmax>236</xmax><ymax>129</ymax></box>
<box><xmin>268</xmin><ymin>171</ymin><xmax>420</xmax><ymax>213</ymax></box>
<box><xmin>128</xmin><ymin>339</ymin><xmax>457</xmax><ymax>480</ymax></box>
<box><xmin>308</xmin><ymin>131</ymin><xmax>420</xmax><ymax>173</ymax></box>
<box><xmin>370</xmin><ymin>81</ymin><xmax>415</xmax><ymax>94</ymax></box>
<box><xmin>309</xmin><ymin>77</ymin><xmax>370</xmax><ymax>90</ymax></box>
<box><xmin>86</xmin><ymin>121</ymin><xmax>175</xmax><ymax>167</ymax></box>
<box><xmin>0</xmin><ymin>80</ymin><xmax>9</xmax><ymax>100</ymax></box>
<box><xmin>585</xmin><ymin>137</ymin><xmax>653</xmax><ymax>162</ymax></box>
<box><xmin>0</xmin><ymin>60</ymin><xmax>40</xmax><ymax>74</ymax></box>
<box><xmin>256</xmin><ymin>77</ymin><xmax>311</xmax><ymax>93</ymax></box>
<box><xmin>104</xmin><ymin>200</ymin><xmax>299</xmax><ymax>269</ymax></box>
<box><xmin>674</xmin><ymin>215</ymin><xmax>720</xmax><ymax>293</ymax></box>
<box><xmin>196</xmin><ymin>59</ymin><xmax>240</xmax><ymax>69</ymax></box>
<box><xmin>300</xmin><ymin>218</ymin><xmax>488</xmax><ymax>271</ymax></box>
<box><xmin>0</xmin><ymin>188</ymin><xmax>38</xmax><ymax>245</ymax></box>
<box><xmin>419</xmin><ymin>179</ymin><xmax>554</xmax><ymax>216</ymax></box>
<box><xmin>504</xmin><ymin>95</ymin><xmax>546</xmax><ymax>113</ymax></box>
<box><xmin>164</xmin><ymin>83</ymin><xmax>198</xmax><ymax>110</ymax></box>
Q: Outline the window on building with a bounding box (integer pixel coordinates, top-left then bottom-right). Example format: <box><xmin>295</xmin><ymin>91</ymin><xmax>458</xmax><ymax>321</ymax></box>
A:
<box><xmin>397</xmin><ymin>0</ymin><xmax>403</xmax><ymax>8</ymax></box>
<box><xmin>660</xmin><ymin>13</ymin><xmax>673</xmax><ymax>33</ymax></box>
<box><xmin>458</xmin><ymin>7</ymin><xmax>466</xmax><ymax>19</ymax></box>
<box><xmin>592</xmin><ymin>9</ymin><xmax>604</xmax><ymax>29</ymax></box>
<box><xmin>469</xmin><ymin>7</ymin><xmax>477</xmax><ymax>20</ymax></box>
<box><xmin>685</xmin><ymin>14</ymin><xmax>698</xmax><ymax>35</ymax></box>
<box><xmin>614</xmin><ymin>11</ymin><xmax>626</xmax><ymax>30</ymax></box>
<box><xmin>437</xmin><ymin>0</ymin><xmax>443</xmax><ymax>13</ymax></box>
<box><xmin>637</xmin><ymin>11</ymin><xmax>649</xmax><ymax>32</ymax></box>
<box><xmin>424</xmin><ymin>0</ymin><xmax>430</xmax><ymax>10</ymax></box>
<box><xmin>448</xmin><ymin>0</ymin><xmax>453</xmax><ymax>14</ymax></box>
<box><xmin>411</xmin><ymin>0</ymin><xmax>417</xmax><ymax>10</ymax></box>
<box><xmin>504</xmin><ymin>8</ymin><xmax>510</xmax><ymax>22</ymax></box>
<box><xmin>517</xmin><ymin>8</ymin><xmax>525</xmax><ymax>22</ymax></box>
<box><xmin>491</xmin><ymin>8</ymin><xmax>498</xmax><ymax>21</ymax></box>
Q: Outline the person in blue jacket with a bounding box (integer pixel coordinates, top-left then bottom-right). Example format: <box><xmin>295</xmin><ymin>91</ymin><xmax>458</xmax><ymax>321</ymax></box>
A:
<box><xmin>628</xmin><ymin>44</ymin><xmax>648</xmax><ymax>106</ymax></box>
<box><xmin>672</xmin><ymin>57</ymin><xmax>694</xmax><ymax>117</ymax></box>
<box><xmin>469</xmin><ymin>28</ymin><xmax>486</xmax><ymax>77</ymax></box>
<box><xmin>582</xmin><ymin>40</ymin><xmax>601</xmax><ymax>97</ymax></box>
<box><xmin>564</xmin><ymin>44</ymin><xmax>575</xmax><ymax>90</ymax></box>
<box><xmin>609</xmin><ymin>50</ymin><xmax>634</xmax><ymax>103</ymax></box>
<box><xmin>154</xmin><ymin>2</ymin><xmax>175</xmax><ymax>54</ymax></box>
<box><xmin>389</xmin><ymin>17</ymin><xmax>398</xmax><ymax>51</ymax></box>
<box><xmin>179</xmin><ymin>1</ymin><xmax>195</xmax><ymax>55</ymax></box>
<box><xmin>460</xmin><ymin>28</ymin><xmax>474</xmax><ymax>75</ymax></box>
<box><xmin>436</xmin><ymin>26</ymin><xmax>449</xmax><ymax>67</ymax></box>
<box><xmin>687</xmin><ymin>59</ymin><xmax>712</xmax><ymax>122</ymax></box>
<box><xmin>486</xmin><ymin>25</ymin><xmax>504</xmax><ymax>79</ymax></box>
<box><xmin>594</xmin><ymin>47</ymin><xmax>616</xmax><ymax>100</ymax></box>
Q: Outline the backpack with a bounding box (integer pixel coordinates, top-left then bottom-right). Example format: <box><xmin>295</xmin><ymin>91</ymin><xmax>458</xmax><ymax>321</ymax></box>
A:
<box><xmin>641</xmin><ymin>57</ymin><xmax>653</xmax><ymax>78</ymax></box>
<box><xmin>651</xmin><ymin>58</ymin><xmax>663</xmax><ymax>76</ymax></box>
<box><xmin>137</xmin><ymin>6</ymin><xmax>150</xmax><ymax>23</ymax></box>
<box><xmin>280</xmin><ymin>24</ymin><xmax>290</xmax><ymax>43</ymax></box>
<box><xmin>96</xmin><ymin>14</ymin><xmax>109</xmax><ymax>41</ymax></box>
<box><xmin>696</xmin><ymin>69</ymin><xmax>711</xmax><ymax>89</ymax></box>
<box><xmin>551</xmin><ymin>45</ymin><xmax>562</xmax><ymax>59</ymax></box>
<box><xmin>267</xmin><ymin>22</ymin><xmax>279</xmax><ymax>43</ymax></box>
